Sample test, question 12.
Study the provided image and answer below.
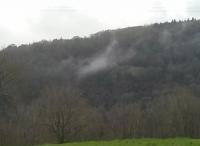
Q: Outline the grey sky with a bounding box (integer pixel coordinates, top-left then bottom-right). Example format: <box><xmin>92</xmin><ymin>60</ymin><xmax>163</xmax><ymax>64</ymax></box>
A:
<box><xmin>0</xmin><ymin>0</ymin><xmax>199</xmax><ymax>47</ymax></box>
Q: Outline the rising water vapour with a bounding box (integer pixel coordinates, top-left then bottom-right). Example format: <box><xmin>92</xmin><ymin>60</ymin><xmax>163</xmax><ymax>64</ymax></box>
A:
<box><xmin>78</xmin><ymin>40</ymin><xmax>117</xmax><ymax>77</ymax></box>
<box><xmin>78</xmin><ymin>40</ymin><xmax>135</xmax><ymax>78</ymax></box>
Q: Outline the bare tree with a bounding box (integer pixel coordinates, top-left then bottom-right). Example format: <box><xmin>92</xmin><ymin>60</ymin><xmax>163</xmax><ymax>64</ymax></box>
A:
<box><xmin>35</xmin><ymin>86</ymin><xmax>92</xmax><ymax>143</ymax></box>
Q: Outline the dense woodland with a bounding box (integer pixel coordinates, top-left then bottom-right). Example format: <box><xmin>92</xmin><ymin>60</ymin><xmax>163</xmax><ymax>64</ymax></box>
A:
<box><xmin>1</xmin><ymin>19</ymin><xmax>200</xmax><ymax>146</ymax></box>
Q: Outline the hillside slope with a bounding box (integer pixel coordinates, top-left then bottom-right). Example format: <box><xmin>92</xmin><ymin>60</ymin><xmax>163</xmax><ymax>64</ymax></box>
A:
<box><xmin>2</xmin><ymin>19</ymin><xmax>200</xmax><ymax>145</ymax></box>
<box><xmin>4</xmin><ymin>19</ymin><xmax>200</xmax><ymax>106</ymax></box>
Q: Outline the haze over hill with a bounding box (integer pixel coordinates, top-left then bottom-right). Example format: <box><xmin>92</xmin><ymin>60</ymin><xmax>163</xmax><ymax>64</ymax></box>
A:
<box><xmin>2</xmin><ymin>19</ymin><xmax>200</xmax><ymax>145</ymax></box>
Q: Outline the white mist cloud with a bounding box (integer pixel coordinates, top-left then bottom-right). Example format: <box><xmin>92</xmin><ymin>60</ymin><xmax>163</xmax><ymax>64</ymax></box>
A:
<box><xmin>78</xmin><ymin>40</ymin><xmax>117</xmax><ymax>76</ymax></box>
<box><xmin>78</xmin><ymin>40</ymin><xmax>135</xmax><ymax>77</ymax></box>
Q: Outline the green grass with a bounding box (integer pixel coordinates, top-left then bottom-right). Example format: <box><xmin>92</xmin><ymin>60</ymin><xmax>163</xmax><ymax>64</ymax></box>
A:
<box><xmin>38</xmin><ymin>138</ymin><xmax>200</xmax><ymax>146</ymax></box>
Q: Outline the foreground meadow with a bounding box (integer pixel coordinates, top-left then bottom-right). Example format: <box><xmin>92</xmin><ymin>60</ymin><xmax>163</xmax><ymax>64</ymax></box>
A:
<box><xmin>38</xmin><ymin>138</ymin><xmax>200</xmax><ymax>146</ymax></box>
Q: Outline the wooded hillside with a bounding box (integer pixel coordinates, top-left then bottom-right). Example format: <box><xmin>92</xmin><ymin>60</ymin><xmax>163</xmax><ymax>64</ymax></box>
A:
<box><xmin>1</xmin><ymin>19</ymin><xmax>200</xmax><ymax>146</ymax></box>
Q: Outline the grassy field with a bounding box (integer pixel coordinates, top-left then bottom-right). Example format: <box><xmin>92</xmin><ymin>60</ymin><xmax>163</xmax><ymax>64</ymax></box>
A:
<box><xmin>38</xmin><ymin>138</ymin><xmax>200</xmax><ymax>146</ymax></box>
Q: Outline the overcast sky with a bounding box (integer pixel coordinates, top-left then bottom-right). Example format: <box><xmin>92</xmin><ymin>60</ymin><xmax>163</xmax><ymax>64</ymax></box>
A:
<box><xmin>0</xmin><ymin>0</ymin><xmax>200</xmax><ymax>47</ymax></box>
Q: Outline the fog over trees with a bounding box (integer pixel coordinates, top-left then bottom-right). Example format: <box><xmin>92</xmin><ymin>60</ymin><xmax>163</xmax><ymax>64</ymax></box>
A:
<box><xmin>1</xmin><ymin>19</ymin><xmax>200</xmax><ymax>146</ymax></box>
